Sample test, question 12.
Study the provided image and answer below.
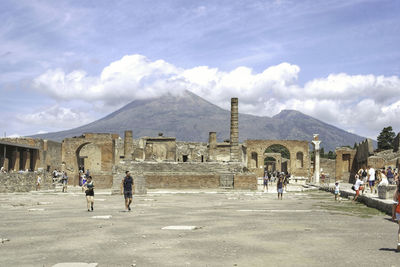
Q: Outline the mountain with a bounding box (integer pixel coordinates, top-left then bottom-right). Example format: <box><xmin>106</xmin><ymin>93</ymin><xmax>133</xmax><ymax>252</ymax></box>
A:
<box><xmin>31</xmin><ymin>91</ymin><xmax>368</xmax><ymax>151</ymax></box>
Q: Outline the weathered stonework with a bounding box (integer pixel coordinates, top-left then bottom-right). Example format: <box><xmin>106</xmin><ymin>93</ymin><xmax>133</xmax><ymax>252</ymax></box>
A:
<box><xmin>245</xmin><ymin>140</ymin><xmax>310</xmax><ymax>178</ymax></box>
<box><xmin>0</xmin><ymin>172</ymin><xmax>54</xmax><ymax>193</ymax></box>
<box><xmin>335</xmin><ymin>147</ymin><xmax>356</xmax><ymax>183</ymax></box>
<box><xmin>62</xmin><ymin>133</ymin><xmax>118</xmax><ymax>188</ymax></box>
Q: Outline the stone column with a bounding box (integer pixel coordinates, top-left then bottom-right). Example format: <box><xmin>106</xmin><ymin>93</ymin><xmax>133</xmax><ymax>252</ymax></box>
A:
<box><xmin>208</xmin><ymin>132</ymin><xmax>217</xmax><ymax>161</ymax></box>
<box><xmin>32</xmin><ymin>149</ymin><xmax>39</xmax><ymax>171</ymax></box>
<box><xmin>312</xmin><ymin>134</ymin><xmax>321</xmax><ymax>184</ymax></box>
<box><xmin>22</xmin><ymin>150</ymin><xmax>30</xmax><ymax>171</ymax></box>
<box><xmin>124</xmin><ymin>130</ymin><xmax>133</xmax><ymax>160</ymax></box>
<box><xmin>11</xmin><ymin>149</ymin><xmax>20</xmax><ymax>171</ymax></box>
<box><xmin>230</xmin><ymin>97</ymin><xmax>239</xmax><ymax>162</ymax></box>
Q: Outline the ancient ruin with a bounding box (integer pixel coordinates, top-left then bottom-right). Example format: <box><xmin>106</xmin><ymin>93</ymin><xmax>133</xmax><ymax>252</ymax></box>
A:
<box><xmin>1</xmin><ymin>97</ymin><xmax>399</xmax><ymax>193</ymax></box>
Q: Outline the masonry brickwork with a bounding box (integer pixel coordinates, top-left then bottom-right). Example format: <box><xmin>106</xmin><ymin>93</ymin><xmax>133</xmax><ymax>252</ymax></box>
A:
<box><xmin>0</xmin><ymin>172</ymin><xmax>54</xmax><ymax>193</ymax></box>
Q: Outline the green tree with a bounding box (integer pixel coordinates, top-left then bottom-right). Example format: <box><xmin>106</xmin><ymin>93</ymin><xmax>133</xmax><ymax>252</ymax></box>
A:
<box><xmin>265</xmin><ymin>144</ymin><xmax>290</xmax><ymax>159</ymax></box>
<box><xmin>377</xmin><ymin>126</ymin><xmax>396</xmax><ymax>150</ymax></box>
<box><xmin>327</xmin><ymin>151</ymin><xmax>336</xmax><ymax>159</ymax></box>
<box><xmin>353</xmin><ymin>142</ymin><xmax>357</xmax><ymax>149</ymax></box>
<box><xmin>320</xmin><ymin>147</ymin><xmax>325</xmax><ymax>158</ymax></box>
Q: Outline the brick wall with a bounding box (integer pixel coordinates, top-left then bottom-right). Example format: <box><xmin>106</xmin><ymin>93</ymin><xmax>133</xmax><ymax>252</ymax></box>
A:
<box><xmin>145</xmin><ymin>174</ymin><xmax>219</xmax><ymax>189</ymax></box>
<box><xmin>0</xmin><ymin>171</ymin><xmax>54</xmax><ymax>193</ymax></box>
<box><xmin>234</xmin><ymin>174</ymin><xmax>257</xmax><ymax>190</ymax></box>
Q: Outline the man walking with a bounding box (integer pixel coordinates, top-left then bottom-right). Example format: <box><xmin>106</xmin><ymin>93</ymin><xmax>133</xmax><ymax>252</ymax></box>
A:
<box><xmin>121</xmin><ymin>171</ymin><xmax>134</xmax><ymax>211</ymax></box>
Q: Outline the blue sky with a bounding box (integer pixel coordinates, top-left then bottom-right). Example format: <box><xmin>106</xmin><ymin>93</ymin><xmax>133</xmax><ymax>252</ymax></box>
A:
<box><xmin>1</xmin><ymin>0</ymin><xmax>400</xmax><ymax>140</ymax></box>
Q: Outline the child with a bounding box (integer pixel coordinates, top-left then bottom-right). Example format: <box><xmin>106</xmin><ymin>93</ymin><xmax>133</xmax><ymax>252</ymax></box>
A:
<box><xmin>334</xmin><ymin>181</ymin><xmax>340</xmax><ymax>201</ymax></box>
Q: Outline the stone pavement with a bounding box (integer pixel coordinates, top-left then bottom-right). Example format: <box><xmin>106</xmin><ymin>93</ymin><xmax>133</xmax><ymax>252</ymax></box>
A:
<box><xmin>1</xmin><ymin>187</ymin><xmax>400</xmax><ymax>266</ymax></box>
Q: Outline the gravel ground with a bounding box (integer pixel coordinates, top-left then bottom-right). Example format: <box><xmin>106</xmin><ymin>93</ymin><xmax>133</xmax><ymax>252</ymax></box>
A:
<box><xmin>0</xmin><ymin>188</ymin><xmax>399</xmax><ymax>267</ymax></box>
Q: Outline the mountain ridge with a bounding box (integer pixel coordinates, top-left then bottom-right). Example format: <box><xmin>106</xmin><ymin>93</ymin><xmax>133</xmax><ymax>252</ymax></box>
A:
<box><xmin>31</xmin><ymin>91</ymin><xmax>370</xmax><ymax>151</ymax></box>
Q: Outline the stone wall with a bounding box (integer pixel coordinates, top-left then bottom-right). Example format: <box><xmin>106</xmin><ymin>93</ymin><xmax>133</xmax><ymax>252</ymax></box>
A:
<box><xmin>62</xmin><ymin>133</ymin><xmax>118</xmax><ymax>186</ymax></box>
<box><xmin>112</xmin><ymin>161</ymin><xmax>244</xmax><ymax>193</ymax></box>
<box><xmin>234</xmin><ymin>174</ymin><xmax>257</xmax><ymax>190</ymax></box>
<box><xmin>320</xmin><ymin>158</ymin><xmax>335</xmax><ymax>179</ymax></box>
<box><xmin>245</xmin><ymin>139</ymin><xmax>310</xmax><ymax>177</ymax></box>
<box><xmin>43</xmin><ymin>140</ymin><xmax>62</xmax><ymax>171</ymax></box>
<box><xmin>176</xmin><ymin>142</ymin><xmax>208</xmax><ymax>162</ymax></box>
<box><xmin>335</xmin><ymin>147</ymin><xmax>356</xmax><ymax>183</ymax></box>
<box><xmin>0</xmin><ymin>171</ymin><xmax>54</xmax><ymax>193</ymax></box>
<box><xmin>145</xmin><ymin>174</ymin><xmax>219</xmax><ymax>189</ymax></box>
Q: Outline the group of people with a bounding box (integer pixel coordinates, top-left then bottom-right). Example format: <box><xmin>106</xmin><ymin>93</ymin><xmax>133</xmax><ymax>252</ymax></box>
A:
<box><xmin>352</xmin><ymin>166</ymin><xmax>399</xmax><ymax>201</ymax></box>
<box><xmin>52</xmin><ymin>169</ymin><xmax>69</xmax><ymax>192</ymax></box>
<box><xmin>79</xmin><ymin>170</ymin><xmax>135</xmax><ymax>212</ymax></box>
<box><xmin>263</xmin><ymin>171</ymin><xmax>290</xmax><ymax>199</ymax></box>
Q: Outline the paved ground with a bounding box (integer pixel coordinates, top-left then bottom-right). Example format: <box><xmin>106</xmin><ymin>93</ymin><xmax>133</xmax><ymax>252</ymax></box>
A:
<box><xmin>1</xmin><ymin>187</ymin><xmax>399</xmax><ymax>267</ymax></box>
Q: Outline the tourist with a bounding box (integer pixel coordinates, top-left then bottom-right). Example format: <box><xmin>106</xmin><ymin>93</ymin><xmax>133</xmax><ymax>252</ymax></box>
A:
<box><xmin>62</xmin><ymin>171</ymin><xmax>68</xmax><ymax>193</ymax></box>
<box><xmin>391</xmin><ymin>183</ymin><xmax>400</xmax><ymax>251</ymax></box>
<box><xmin>367</xmin><ymin>165</ymin><xmax>376</xmax><ymax>194</ymax></box>
<box><xmin>83</xmin><ymin>176</ymin><xmax>95</xmax><ymax>211</ymax></box>
<box><xmin>121</xmin><ymin>171</ymin><xmax>134</xmax><ymax>211</ymax></box>
<box><xmin>352</xmin><ymin>175</ymin><xmax>363</xmax><ymax>202</ymax></box>
<box><xmin>85</xmin><ymin>169</ymin><xmax>90</xmax><ymax>179</ymax></box>
<box><xmin>267</xmin><ymin>171</ymin><xmax>272</xmax><ymax>185</ymax></box>
<box><xmin>334</xmin><ymin>181</ymin><xmax>340</xmax><ymax>201</ymax></box>
<box><xmin>263</xmin><ymin>172</ymin><xmax>268</xmax><ymax>192</ymax></box>
<box><xmin>81</xmin><ymin>172</ymin><xmax>87</xmax><ymax>192</ymax></box>
<box><xmin>36</xmin><ymin>174</ymin><xmax>41</xmax><ymax>191</ymax></box>
<box><xmin>378</xmin><ymin>169</ymin><xmax>389</xmax><ymax>187</ymax></box>
<box><xmin>387</xmin><ymin>167</ymin><xmax>394</xmax><ymax>184</ymax></box>
<box><xmin>283</xmin><ymin>172</ymin><xmax>289</xmax><ymax>191</ymax></box>
<box><xmin>277</xmin><ymin>175</ymin><xmax>283</xmax><ymax>200</ymax></box>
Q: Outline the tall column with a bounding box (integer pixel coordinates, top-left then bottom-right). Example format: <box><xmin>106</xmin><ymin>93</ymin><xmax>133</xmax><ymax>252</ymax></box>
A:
<box><xmin>22</xmin><ymin>149</ymin><xmax>30</xmax><ymax>171</ymax></box>
<box><xmin>124</xmin><ymin>130</ymin><xmax>133</xmax><ymax>160</ymax></box>
<box><xmin>208</xmin><ymin>132</ymin><xmax>217</xmax><ymax>161</ymax></box>
<box><xmin>230</xmin><ymin>97</ymin><xmax>239</xmax><ymax>162</ymax></box>
<box><xmin>312</xmin><ymin>134</ymin><xmax>321</xmax><ymax>184</ymax></box>
<box><xmin>12</xmin><ymin>149</ymin><xmax>20</xmax><ymax>171</ymax></box>
<box><xmin>32</xmin><ymin>149</ymin><xmax>39</xmax><ymax>171</ymax></box>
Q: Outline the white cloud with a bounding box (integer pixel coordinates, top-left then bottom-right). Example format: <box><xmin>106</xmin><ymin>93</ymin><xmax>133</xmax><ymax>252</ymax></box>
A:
<box><xmin>16</xmin><ymin>105</ymin><xmax>94</xmax><ymax>129</ymax></box>
<box><xmin>32</xmin><ymin>54</ymin><xmax>400</xmax><ymax>139</ymax></box>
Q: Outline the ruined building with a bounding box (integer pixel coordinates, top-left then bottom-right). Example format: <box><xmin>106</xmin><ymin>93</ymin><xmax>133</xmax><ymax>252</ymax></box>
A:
<box><xmin>1</xmin><ymin>97</ymin><xmax>316</xmax><ymax>193</ymax></box>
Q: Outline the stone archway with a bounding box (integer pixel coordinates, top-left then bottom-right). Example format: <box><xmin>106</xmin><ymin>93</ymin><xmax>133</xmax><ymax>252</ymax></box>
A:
<box><xmin>245</xmin><ymin>140</ymin><xmax>310</xmax><ymax>178</ymax></box>
<box><xmin>61</xmin><ymin>133</ymin><xmax>118</xmax><ymax>188</ymax></box>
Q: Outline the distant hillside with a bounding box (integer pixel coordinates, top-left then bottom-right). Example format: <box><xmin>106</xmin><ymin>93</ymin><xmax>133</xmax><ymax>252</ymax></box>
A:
<box><xmin>31</xmin><ymin>90</ymin><xmax>369</xmax><ymax>151</ymax></box>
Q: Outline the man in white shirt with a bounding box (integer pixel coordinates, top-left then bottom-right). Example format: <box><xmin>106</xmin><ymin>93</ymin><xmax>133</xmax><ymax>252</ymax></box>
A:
<box><xmin>368</xmin><ymin>165</ymin><xmax>376</xmax><ymax>194</ymax></box>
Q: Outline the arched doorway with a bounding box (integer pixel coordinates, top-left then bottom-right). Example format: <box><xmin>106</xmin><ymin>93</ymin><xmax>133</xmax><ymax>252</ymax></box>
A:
<box><xmin>75</xmin><ymin>142</ymin><xmax>101</xmax><ymax>186</ymax></box>
<box><xmin>264</xmin><ymin>156</ymin><xmax>276</xmax><ymax>172</ymax></box>
<box><xmin>265</xmin><ymin>144</ymin><xmax>290</xmax><ymax>174</ymax></box>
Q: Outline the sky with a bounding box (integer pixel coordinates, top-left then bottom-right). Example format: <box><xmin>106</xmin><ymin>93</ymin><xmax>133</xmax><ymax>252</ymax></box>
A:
<box><xmin>1</xmin><ymin>0</ymin><xmax>400</xmax><ymax>140</ymax></box>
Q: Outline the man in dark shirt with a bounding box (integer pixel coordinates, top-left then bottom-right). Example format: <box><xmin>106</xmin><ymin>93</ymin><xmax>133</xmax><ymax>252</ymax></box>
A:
<box><xmin>121</xmin><ymin>171</ymin><xmax>134</xmax><ymax>211</ymax></box>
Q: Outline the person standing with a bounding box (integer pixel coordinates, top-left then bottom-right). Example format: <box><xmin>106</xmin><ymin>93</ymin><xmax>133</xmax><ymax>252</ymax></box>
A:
<box><xmin>263</xmin><ymin>172</ymin><xmax>268</xmax><ymax>192</ymax></box>
<box><xmin>83</xmin><ymin>176</ymin><xmax>94</xmax><ymax>211</ymax></box>
<box><xmin>277</xmin><ymin>175</ymin><xmax>283</xmax><ymax>200</ymax></box>
<box><xmin>392</xmin><ymin>183</ymin><xmax>400</xmax><ymax>251</ymax></box>
<box><xmin>62</xmin><ymin>171</ymin><xmax>68</xmax><ymax>193</ymax></box>
<box><xmin>36</xmin><ymin>174</ymin><xmax>41</xmax><ymax>191</ymax></box>
<box><xmin>367</xmin><ymin>165</ymin><xmax>376</xmax><ymax>194</ymax></box>
<box><xmin>387</xmin><ymin>167</ymin><xmax>394</xmax><ymax>184</ymax></box>
<box><xmin>334</xmin><ymin>181</ymin><xmax>340</xmax><ymax>201</ymax></box>
<box><xmin>121</xmin><ymin>171</ymin><xmax>134</xmax><ymax>211</ymax></box>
